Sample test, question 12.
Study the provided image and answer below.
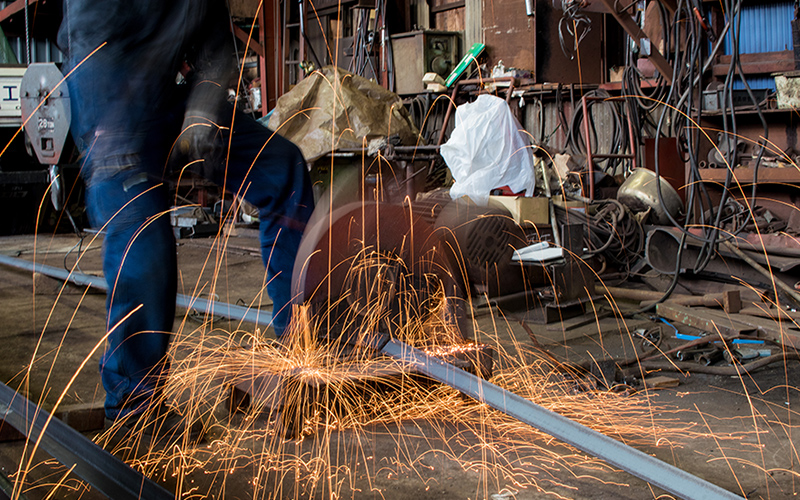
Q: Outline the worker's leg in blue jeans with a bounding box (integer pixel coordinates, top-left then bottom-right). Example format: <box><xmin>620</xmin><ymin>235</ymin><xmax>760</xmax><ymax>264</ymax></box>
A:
<box><xmin>62</xmin><ymin>0</ymin><xmax>312</xmax><ymax>418</ymax></box>
<box><xmin>212</xmin><ymin>110</ymin><xmax>315</xmax><ymax>338</ymax></box>
<box><xmin>61</xmin><ymin>0</ymin><xmax>187</xmax><ymax>420</ymax></box>
<box><xmin>84</xmin><ymin>166</ymin><xmax>177</xmax><ymax>419</ymax></box>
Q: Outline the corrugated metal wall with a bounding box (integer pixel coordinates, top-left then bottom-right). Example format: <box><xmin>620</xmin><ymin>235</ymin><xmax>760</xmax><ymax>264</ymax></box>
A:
<box><xmin>723</xmin><ymin>0</ymin><xmax>794</xmax><ymax>91</ymax></box>
<box><xmin>11</xmin><ymin>38</ymin><xmax>64</xmax><ymax>64</ymax></box>
<box><xmin>734</xmin><ymin>1</ymin><xmax>794</xmax><ymax>54</ymax></box>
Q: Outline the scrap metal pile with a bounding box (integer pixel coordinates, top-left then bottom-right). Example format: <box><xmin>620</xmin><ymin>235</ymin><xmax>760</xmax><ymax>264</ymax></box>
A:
<box><xmin>389</xmin><ymin>1</ymin><xmax>800</xmax><ymax>385</ymax></box>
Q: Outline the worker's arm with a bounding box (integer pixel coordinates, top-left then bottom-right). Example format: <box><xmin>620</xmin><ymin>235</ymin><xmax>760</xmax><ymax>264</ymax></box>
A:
<box><xmin>177</xmin><ymin>1</ymin><xmax>237</xmax><ymax>171</ymax></box>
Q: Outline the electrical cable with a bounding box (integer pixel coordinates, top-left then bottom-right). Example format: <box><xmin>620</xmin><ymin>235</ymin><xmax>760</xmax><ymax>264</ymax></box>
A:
<box><xmin>684</xmin><ymin>0</ymin><xmax>766</xmax><ymax>270</ymax></box>
<box><xmin>634</xmin><ymin>0</ymin><xmax>773</xmax><ymax>312</ymax></box>
<box><xmin>555</xmin><ymin>197</ymin><xmax>644</xmax><ymax>272</ymax></box>
<box><xmin>620</xmin><ymin>0</ymin><xmax>705</xmax><ymax>312</ymax></box>
<box><xmin>650</xmin><ymin>0</ymin><xmax>720</xmax><ymax>245</ymax></box>
<box><xmin>558</xmin><ymin>0</ymin><xmax>592</xmax><ymax>60</ymax></box>
<box><xmin>541</xmin><ymin>0</ymin><xmax>778</xmax><ymax>313</ymax></box>
<box><xmin>648</xmin><ymin>1</ymin><xmax>716</xmax><ymax>306</ymax></box>
<box><xmin>566</xmin><ymin>90</ymin><xmax>630</xmax><ymax>174</ymax></box>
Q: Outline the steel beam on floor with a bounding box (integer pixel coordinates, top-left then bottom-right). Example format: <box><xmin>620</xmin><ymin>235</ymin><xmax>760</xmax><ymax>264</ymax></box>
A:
<box><xmin>0</xmin><ymin>254</ymin><xmax>272</xmax><ymax>325</ymax></box>
<box><xmin>380</xmin><ymin>338</ymin><xmax>744</xmax><ymax>500</ymax></box>
<box><xmin>0</xmin><ymin>382</ymin><xmax>171</xmax><ymax>500</ymax></box>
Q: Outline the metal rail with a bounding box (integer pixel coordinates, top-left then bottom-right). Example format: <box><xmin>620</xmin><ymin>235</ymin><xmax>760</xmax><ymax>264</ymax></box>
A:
<box><xmin>0</xmin><ymin>253</ymin><xmax>744</xmax><ymax>499</ymax></box>
<box><xmin>0</xmin><ymin>254</ymin><xmax>272</xmax><ymax>325</ymax></box>
<box><xmin>380</xmin><ymin>338</ymin><xmax>744</xmax><ymax>500</ymax></box>
<box><xmin>0</xmin><ymin>382</ymin><xmax>172</xmax><ymax>500</ymax></box>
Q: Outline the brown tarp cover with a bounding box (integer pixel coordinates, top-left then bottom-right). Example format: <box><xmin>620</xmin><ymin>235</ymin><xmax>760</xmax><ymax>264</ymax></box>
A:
<box><xmin>268</xmin><ymin>66</ymin><xmax>420</xmax><ymax>161</ymax></box>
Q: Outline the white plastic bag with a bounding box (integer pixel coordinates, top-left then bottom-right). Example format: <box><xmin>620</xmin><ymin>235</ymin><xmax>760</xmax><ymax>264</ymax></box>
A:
<box><xmin>440</xmin><ymin>94</ymin><xmax>536</xmax><ymax>206</ymax></box>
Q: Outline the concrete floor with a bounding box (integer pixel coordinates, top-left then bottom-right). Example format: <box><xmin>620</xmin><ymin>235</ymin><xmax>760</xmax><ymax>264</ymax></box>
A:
<box><xmin>1</xmin><ymin>233</ymin><xmax>800</xmax><ymax>499</ymax></box>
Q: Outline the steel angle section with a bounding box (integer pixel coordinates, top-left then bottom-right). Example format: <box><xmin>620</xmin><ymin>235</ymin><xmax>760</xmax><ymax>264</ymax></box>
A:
<box><xmin>0</xmin><ymin>254</ymin><xmax>272</xmax><ymax>326</ymax></box>
<box><xmin>0</xmin><ymin>382</ymin><xmax>172</xmax><ymax>500</ymax></box>
<box><xmin>381</xmin><ymin>339</ymin><xmax>743</xmax><ymax>500</ymax></box>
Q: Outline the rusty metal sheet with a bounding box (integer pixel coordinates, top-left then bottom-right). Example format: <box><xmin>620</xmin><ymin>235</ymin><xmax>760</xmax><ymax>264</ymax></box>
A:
<box><xmin>712</xmin><ymin>51</ymin><xmax>795</xmax><ymax>76</ymax></box>
<box><xmin>482</xmin><ymin>0</ymin><xmax>536</xmax><ymax>74</ymax></box>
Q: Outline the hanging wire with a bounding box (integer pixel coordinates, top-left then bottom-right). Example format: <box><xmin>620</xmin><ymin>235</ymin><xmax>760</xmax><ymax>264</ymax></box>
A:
<box><xmin>566</xmin><ymin>89</ymin><xmax>631</xmax><ymax>175</ymax></box>
<box><xmin>629</xmin><ymin>0</ymin><xmax>773</xmax><ymax>310</ymax></box>
<box><xmin>558</xmin><ymin>0</ymin><xmax>592</xmax><ymax>60</ymax></box>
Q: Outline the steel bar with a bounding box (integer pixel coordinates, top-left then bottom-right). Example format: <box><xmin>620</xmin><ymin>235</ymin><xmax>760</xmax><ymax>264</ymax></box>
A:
<box><xmin>0</xmin><ymin>382</ymin><xmax>171</xmax><ymax>500</ymax></box>
<box><xmin>232</xmin><ymin>23</ymin><xmax>265</xmax><ymax>57</ymax></box>
<box><xmin>381</xmin><ymin>338</ymin><xmax>744</xmax><ymax>500</ymax></box>
<box><xmin>0</xmin><ymin>254</ymin><xmax>273</xmax><ymax>326</ymax></box>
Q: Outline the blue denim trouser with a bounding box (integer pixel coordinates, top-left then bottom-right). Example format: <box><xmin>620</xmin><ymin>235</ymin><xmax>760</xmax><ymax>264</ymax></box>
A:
<box><xmin>61</xmin><ymin>0</ymin><xmax>314</xmax><ymax>419</ymax></box>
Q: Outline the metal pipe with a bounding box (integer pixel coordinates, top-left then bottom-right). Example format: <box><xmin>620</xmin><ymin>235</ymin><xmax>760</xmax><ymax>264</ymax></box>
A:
<box><xmin>0</xmin><ymin>254</ymin><xmax>273</xmax><ymax>327</ymax></box>
<box><xmin>381</xmin><ymin>338</ymin><xmax>743</xmax><ymax>500</ymax></box>
<box><xmin>645</xmin><ymin>227</ymin><xmax>800</xmax><ymax>285</ymax></box>
<box><xmin>0</xmin><ymin>381</ymin><xmax>172</xmax><ymax>500</ymax></box>
<box><xmin>596</xmin><ymin>285</ymin><xmax>691</xmax><ymax>302</ymax></box>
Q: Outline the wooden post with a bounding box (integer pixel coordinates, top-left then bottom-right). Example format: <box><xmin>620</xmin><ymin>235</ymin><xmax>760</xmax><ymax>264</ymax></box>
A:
<box><xmin>259</xmin><ymin>0</ymin><xmax>281</xmax><ymax>115</ymax></box>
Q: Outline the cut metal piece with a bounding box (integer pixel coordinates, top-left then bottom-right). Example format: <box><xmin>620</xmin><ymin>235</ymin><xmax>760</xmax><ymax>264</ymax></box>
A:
<box><xmin>0</xmin><ymin>382</ymin><xmax>171</xmax><ymax>500</ymax></box>
<box><xmin>380</xmin><ymin>338</ymin><xmax>743</xmax><ymax>500</ymax></box>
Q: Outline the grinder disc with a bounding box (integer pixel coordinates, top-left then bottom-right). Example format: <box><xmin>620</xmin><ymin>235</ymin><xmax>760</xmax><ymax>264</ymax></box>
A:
<box><xmin>292</xmin><ymin>201</ymin><xmax>468</xmax><ymax>340</ymax></box>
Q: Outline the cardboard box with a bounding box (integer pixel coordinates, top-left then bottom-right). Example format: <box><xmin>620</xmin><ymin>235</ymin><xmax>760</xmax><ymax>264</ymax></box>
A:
<box><xmin>487</xmin><ymin>196</ymin><xmax>549</xmax><ymax>225</ymax></box>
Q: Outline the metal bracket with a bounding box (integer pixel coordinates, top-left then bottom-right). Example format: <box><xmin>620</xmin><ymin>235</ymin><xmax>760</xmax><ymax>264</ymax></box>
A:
<box><xmin>598</xmin><ymin>0</ymin><xmax>674</xmax><ymax>84</ymax></box>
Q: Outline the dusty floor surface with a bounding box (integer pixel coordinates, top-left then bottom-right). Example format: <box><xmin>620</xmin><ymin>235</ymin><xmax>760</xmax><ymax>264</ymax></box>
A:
<box><xmin>1</xmin><ymin>233</ymin><xmax>800</xmax><ymax>499</ymax></box>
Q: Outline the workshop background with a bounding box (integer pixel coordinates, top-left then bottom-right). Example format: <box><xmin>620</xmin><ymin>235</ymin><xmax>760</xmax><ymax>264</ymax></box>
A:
<box><xmin>1</xmin><ymin>0</ymin><xmax>800</xmax><ymax>499</ymax></box>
